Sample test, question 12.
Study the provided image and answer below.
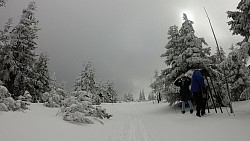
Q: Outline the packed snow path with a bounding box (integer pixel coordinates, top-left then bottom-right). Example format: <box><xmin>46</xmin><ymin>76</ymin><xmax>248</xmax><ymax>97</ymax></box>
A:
<box><xmin>0</xmin><ymin>101</ymin><xmax>250</xmax><ymax>141</ymax></box>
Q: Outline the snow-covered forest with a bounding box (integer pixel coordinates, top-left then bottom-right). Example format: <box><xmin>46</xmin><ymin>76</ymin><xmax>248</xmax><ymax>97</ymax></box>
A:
<box><xmin>1</xmin><ymin>0</ymin><xmax>250</xmax><ymax>141</ymax></box>
<box><xmin>0</xmin><ymin>1</ymin><xmax>115</xmax><ymax>123</ymax></box>
<box><xmin>150</xmin><ymin>1</ymin><xmax>250</xmax><ymax>112</ymax></box>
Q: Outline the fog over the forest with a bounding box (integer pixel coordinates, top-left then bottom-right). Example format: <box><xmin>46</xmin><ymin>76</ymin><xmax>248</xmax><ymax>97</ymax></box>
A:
<box><xmin>0</xmin><ymin>0</ymin><xmax>243</xmax><ymax>98</ymax></box>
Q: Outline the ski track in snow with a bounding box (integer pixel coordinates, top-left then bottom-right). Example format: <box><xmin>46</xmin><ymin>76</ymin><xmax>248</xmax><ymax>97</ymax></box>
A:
<box><xmin>127</xmin><ymin>110</ymin><xmax>151</xmax><ymax>141</ymax></box>
<box><xmin>108</xmin><ymin>105</ymin><xmax>152</xmax><ymax>141</ymax></box>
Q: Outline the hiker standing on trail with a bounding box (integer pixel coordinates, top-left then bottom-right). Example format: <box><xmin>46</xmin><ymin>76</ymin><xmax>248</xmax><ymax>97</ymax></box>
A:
<box><xmin>191</xmin><ymin>68</ymin><xmax>208</xmax><ymax>117</ymax></box>
<box><xmin>157</xmin><ymin>92</ymin><xmax>161</xmax><ymax>103</ymax></box>
<box><xmin>174</xmin><ymin>74</ymin><xmax>193</xmax><ymax>114</ymax></box>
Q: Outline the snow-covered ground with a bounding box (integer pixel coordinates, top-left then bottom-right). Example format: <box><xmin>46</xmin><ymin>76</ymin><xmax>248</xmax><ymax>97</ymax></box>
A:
<box><xmin>0</xmin><ymin>100</ymin><xmax>250</xmax><ymax>141</ymax></box>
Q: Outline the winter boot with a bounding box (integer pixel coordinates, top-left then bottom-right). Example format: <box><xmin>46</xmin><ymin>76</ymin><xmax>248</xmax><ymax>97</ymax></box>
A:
<box><xmin>182</xmin><ymin>111</ymin><xmax>185</xmax><ymax>114</ymax></box>
<box><xmin>190</xmin><ymin>109</ymin><xmax>193</xmax><ymax>114</ymax></box>
<box><xmin>196</xmin><ymin>112</ymin><xmax>201</xmax><ymax>117</ymax></box>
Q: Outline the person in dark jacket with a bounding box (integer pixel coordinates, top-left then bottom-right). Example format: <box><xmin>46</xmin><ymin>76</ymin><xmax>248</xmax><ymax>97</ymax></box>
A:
<box><xmin>191</xmin><ymin>68</ymin><xmax>208</xmax><ymax>117</ymax></box>
<box><xmin>174</xmin><ymin>74</ymin><xmax>193</xmax><ymax>114</ymax></box>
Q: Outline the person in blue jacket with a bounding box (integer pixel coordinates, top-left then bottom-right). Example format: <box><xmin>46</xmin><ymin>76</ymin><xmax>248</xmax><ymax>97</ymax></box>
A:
<box><xmin>174</xmin><ymin>74</ymin><xmax>193</xmax><ymax>114</ymax></box>
<box><xmin>191</xmin><ymin>68</ymin><xmax>208</xmax><ymax>117</ymax></box>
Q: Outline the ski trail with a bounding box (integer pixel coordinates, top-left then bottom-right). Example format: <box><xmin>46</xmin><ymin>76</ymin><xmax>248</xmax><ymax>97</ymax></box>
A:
<box><xmin>136</xmin><ymin>110</ymin><xmax>152</xmax><ymax>141</ymax></box>
<box><xmin>128</xmin><ymin>117</ymin><xmax>136</xmax><ymax>141</ymax></box>
<box><xmin>126</xmin><ymin>109</ymin><xmax>152</xmax><ymax>141</ymax></box>
<box><xmin>107</xmin><ymin>108</ymin><xmax>152</xmax><ymax>141</ymax></box>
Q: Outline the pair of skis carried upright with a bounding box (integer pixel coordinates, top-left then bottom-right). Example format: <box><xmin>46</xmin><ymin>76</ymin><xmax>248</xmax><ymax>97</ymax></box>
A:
<box><xmin>204</xmin><ymin>7</ymin><xmax>234</xmax><ymax>115</ymax></box>
<box><xmin>204</xmin><ymin>75</ymin><xmax>230</xmax><ymax>115</ymax></box>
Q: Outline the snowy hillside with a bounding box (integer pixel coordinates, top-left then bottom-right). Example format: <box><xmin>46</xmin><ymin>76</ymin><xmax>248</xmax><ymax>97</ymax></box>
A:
<box><xmin>0</xmin><ymin>101</ymin><xmax>250</xmax><ymax>141</ymax></box>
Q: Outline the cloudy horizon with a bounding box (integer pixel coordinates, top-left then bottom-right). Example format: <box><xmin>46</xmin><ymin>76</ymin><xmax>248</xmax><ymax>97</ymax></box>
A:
<box><xmin>0</xmin><ymin>0</ymin><xmax>243</xmax><ymax>99</ymax></box>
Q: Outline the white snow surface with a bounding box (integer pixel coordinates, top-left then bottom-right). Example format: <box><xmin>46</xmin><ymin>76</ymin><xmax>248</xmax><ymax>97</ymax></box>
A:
<box><xmin>0</xmin><ymin>100</ymin><xmax>250</xmax><ymax>141</ymax></box>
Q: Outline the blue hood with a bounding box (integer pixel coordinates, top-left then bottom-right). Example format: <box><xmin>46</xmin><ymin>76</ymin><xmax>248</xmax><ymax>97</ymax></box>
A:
<box><xmin>191</xmin><ymin>70</ymin><xmax>205</xmax><ymax>93</ymax></box>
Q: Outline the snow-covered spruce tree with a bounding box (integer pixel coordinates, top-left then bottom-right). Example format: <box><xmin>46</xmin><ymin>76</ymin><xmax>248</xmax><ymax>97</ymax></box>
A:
<box><xmin>98</xmin><ymin>81</ymin><xmax>108</xmax><ymax>103</ymax></box>
<box><xmin>34</xmin><ymin>52</ymin><xmax>51</xmax><ymax>101</ymax></box>
<box><xmin>139</xmin><ymin>90</ymin><xmax>142</xmax><ymax>101</ymax></box>
<box><xmin>74</xmin><ymin>61</ymin><xmax>95</xmax><ymax>92</ymax></box>
<box><xmin>94</xmin><ymin>80</ymin><xmax>106</xmax><ymax>104</ymax></box>
<box><xmin>148</xmin><ymin>91</ymin><xmax>155</xmax><ymax>101</ymax></box>
<box><xmin>99</xmin><ymin>81</ymin><xmax>109</xmax><ymax>103</ymax></box>
<box><xmin>42</xmin><ymin>73</ymin><xmax>67</xmax><ymax>108</ymax></box>
<box><xmin>151</xmin><ymin>69</ymin><xmax>169</xmax><ymax>101</ymax></box>
<box><xmin>4</xmin><ymin>2</ymin><xmax>40</xmax><ymax>100</ymax></box>
<box><xmin>123</xmin><ymin>90</ymin><xmax>134</xmax><ymax>102</ymax></box>
<box><xmin>56</xmin><ymin>81</ymin><xmax>67</xmax><ymax>97</ymax></box>
<box><xmin>164</xmin><ymin>83</ymin><xmax>181</xmax><ymax>106</ymax></box>
<box><xmin>139</xmin><ymin>90</ymin><xmax>146</xmax><ymax>101</ymax></box>
<box><xmin>143</xmin><ymin>90</ymin><xmax>146</xmax><ymax>101</ymax></box>
<box><xmin>159</xmin><ymin>13</ymin><xmax>211</xmax><ymax>104</ymax></box>
<box><xmin>0</xmin><ymin>18</ymin><xmax>12</xmax><ymax>48</ymax></box>
<box><xmin>209</xmin><ymin>47</ymin><xmax>226</xmax><ymax>64</ymax></box>
<box><xmin>105</xmin><ymin>80</ymin><xmax>117</xmax><ymax>103</ymax></box>
<box><xmin>173</xmin><ymin>13</ymin><xmax>210</xmax><ymax>79</ymax></box>
<box><xmin>140</xmin><ymin>90</ymin><xmax>144</xmax><ymax>101</ymax></box>
<box><xmin>123</xmin><ymin>93</ymin><xmax>128</xmax><ymax>102</ymax></box>
<box><xmin>150</xmin><ymin>70</ymin><xmax>159</xmax><ymax>94</ymax></box>
<box><xmin>127</xmin><ymin>90</ymin><xmax>134</xmax><ymax>102</ymax></box>
<box><xmin>0</xmin><ymin>19</ymin><xmax>16</xmax><ymax>89</ymax></box>
<box><xmin>227</xmin><ymin>0</ymin><xmax>250</xmax><ymax>45</ymax></box>
<box><xmin>205</xmin><ymin>47</ymin><xmax>228</xmax><ymax>105</ymax></box>
<box><xmin>160</xmin><ymin>25</ymin><xmax>182</xmax><ymax>81</ymax></box>
<box><xmin>222</xmin><ymin>45</ymin><xmax>250</xmax><ymax>101</ymax></box>
<box><xmin>227</xmin><ymin>0</ymin><xmax>250</xmax><ymax>100</ymax></box>
<box><xmin>73</xmin><ymin>61</ymin><xmax>99</xmax><ymax>104</ymax></box>
<box><xmin>50</xmin><ymin>72</ymin><xmax>57</xmax><ymax>92</ymax></box>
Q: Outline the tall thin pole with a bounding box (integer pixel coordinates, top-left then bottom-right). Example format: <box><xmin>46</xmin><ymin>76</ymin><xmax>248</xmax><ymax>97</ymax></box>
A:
<box><xmin>204</xmin><ymin>7</ymin><xmax>234</xmax><ymax>114</ymax></box>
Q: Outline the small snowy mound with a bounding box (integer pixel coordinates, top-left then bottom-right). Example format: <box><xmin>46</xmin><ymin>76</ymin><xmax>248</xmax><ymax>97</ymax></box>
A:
<box><xmin>57</xmin><ymin>91</ymin><xmax>112</xmax><ymax>124</ymax></box>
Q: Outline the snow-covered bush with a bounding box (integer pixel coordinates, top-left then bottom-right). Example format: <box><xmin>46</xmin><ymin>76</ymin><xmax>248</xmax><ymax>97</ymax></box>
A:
<box><xmin>5</xmin><ymin>97</ymin><xmax>29</xmax><ymax>111</ymax></box>
<box><xmin>0</xmin><ymin>103</ymin><xmax>8</xmax><ymax>111</ymax></box>
<box><xmin>63</xmin><ymin>111</ymin><xmax>94</xmax><ymax>124</ymax></box>
<box><xmin>0</xmin><ymin>85</ymin><xmax>10</xmax><ymax>99</ymax></box>
<box><xmin>43</xmin><ymin>92</ymin><xmax>61</xmax><ymax>108</ymax></box>
<box><xmin>56</xmin><ymin>88</ymin><xmax>67</xmax><ymax>98</ymax></box>
<box><xmin>3</xmin><ymin>97</ymin><xmax>15</xmax><ymax>109</ymax></box>
<box><xmin>57</xmin><ymin>91</ymin><xmax>112</xmax><ymax>124</ymax></box>
<box><xmin>0</xmin><ymin>96</ymin><xmax>30</xmax><ymax>112</ymax></box>
<box><xmin>71</xmin><ymin>91</ymin><xmax>92</xmax><ymax>102</ymax></box>
<box><xmin>18</xmin><ymin>91</ymin><xmax>32</xmax><ymax>102</ymax></box>
<box><xmin>0</xmin><ymin>85</ymin><xmax>30</xmax><ymax>111</ymax></box>
<box><xmin>42</xmin><ymin>88</ymin><xmax>67</xmax><ymax>108</ymax></box>
<box><xmin>41</xmin><ymin>92</ymin><xmax>50</xmax><ymax>102</ymax></box>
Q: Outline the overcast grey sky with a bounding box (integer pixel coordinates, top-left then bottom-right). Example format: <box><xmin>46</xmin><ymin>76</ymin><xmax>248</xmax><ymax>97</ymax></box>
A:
<box><xmin>0</xmin><ymin>0</ymin><xmax>243</xmax><ymax>99</ymax></box>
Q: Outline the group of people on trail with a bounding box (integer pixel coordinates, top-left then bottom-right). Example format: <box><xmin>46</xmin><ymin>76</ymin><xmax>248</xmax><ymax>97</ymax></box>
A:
<box><xmin>174</xmin><ymin>68</ymin><xmax>208</xmax><ymax>117</ymax></box>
